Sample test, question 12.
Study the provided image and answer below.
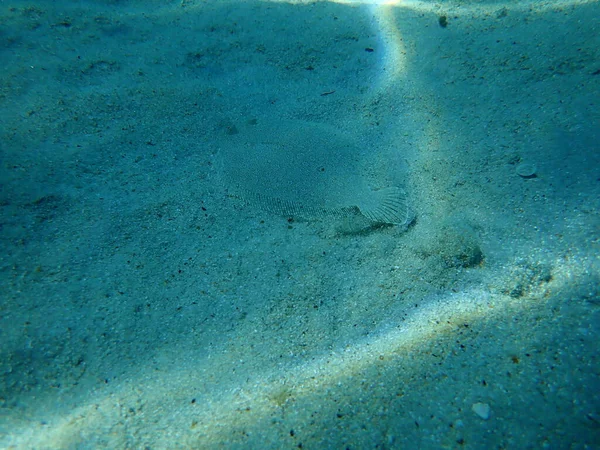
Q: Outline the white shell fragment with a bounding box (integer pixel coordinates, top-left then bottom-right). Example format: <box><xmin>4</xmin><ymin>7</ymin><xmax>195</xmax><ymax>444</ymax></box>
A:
<box><xmin>472</xmin><ymin>402</ymin><xmax>491</xmax><ymax>420</ymax></box>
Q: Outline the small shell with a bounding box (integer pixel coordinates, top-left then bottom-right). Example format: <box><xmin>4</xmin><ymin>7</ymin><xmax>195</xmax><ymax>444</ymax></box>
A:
<box><xmin>516</xmin><ymin>162</ymin><xmax>537</xmax><ymax>178</ymax></box>
<box><xmin>472</xmin><ymin>402</ymin><xmax>491</xmax><ymax>420</ymax></box>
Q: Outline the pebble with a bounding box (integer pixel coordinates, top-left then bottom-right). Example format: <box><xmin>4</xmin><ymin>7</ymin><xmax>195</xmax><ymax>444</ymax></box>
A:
<box><xmin>516</xmin><ymin>162</ymin><xmax>537</xmax><ymax>178</ymax></box>
<box><xmin>472</xmin><ymin>402</ymin><xmax>491</xmax><ymax>420</ymax></box>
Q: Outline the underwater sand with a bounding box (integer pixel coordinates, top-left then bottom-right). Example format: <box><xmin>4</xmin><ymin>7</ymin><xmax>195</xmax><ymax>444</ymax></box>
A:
<box><xmin>0</xmin><ymin>0</ymin><xmax>598</xmax><ymax>448</ymax></box>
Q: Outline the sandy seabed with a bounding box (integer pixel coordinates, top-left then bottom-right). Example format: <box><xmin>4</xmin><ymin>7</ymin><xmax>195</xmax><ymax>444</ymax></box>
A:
<box><xmin>1</xmin><ymin>0</ymin><xmax>598</xmax><ymax>448</ymax></box>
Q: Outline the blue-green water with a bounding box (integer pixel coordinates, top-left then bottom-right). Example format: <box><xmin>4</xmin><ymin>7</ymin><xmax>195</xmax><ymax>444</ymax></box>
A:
<box><xmin>1</xmin><ymin>1</ymin><xmax>598</xmax><ymax>448</ymax></box>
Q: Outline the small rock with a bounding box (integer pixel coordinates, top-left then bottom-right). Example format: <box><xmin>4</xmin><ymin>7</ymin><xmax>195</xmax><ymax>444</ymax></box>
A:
<box><xmin>516</xmin><ymin>162</ymin><xmax>537</xmax><ymax>178</ymax></box>
<box><xmin>472</xmin><ymin>402</ymin><xmax>491</xmax><ymax>420</ymax></box>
